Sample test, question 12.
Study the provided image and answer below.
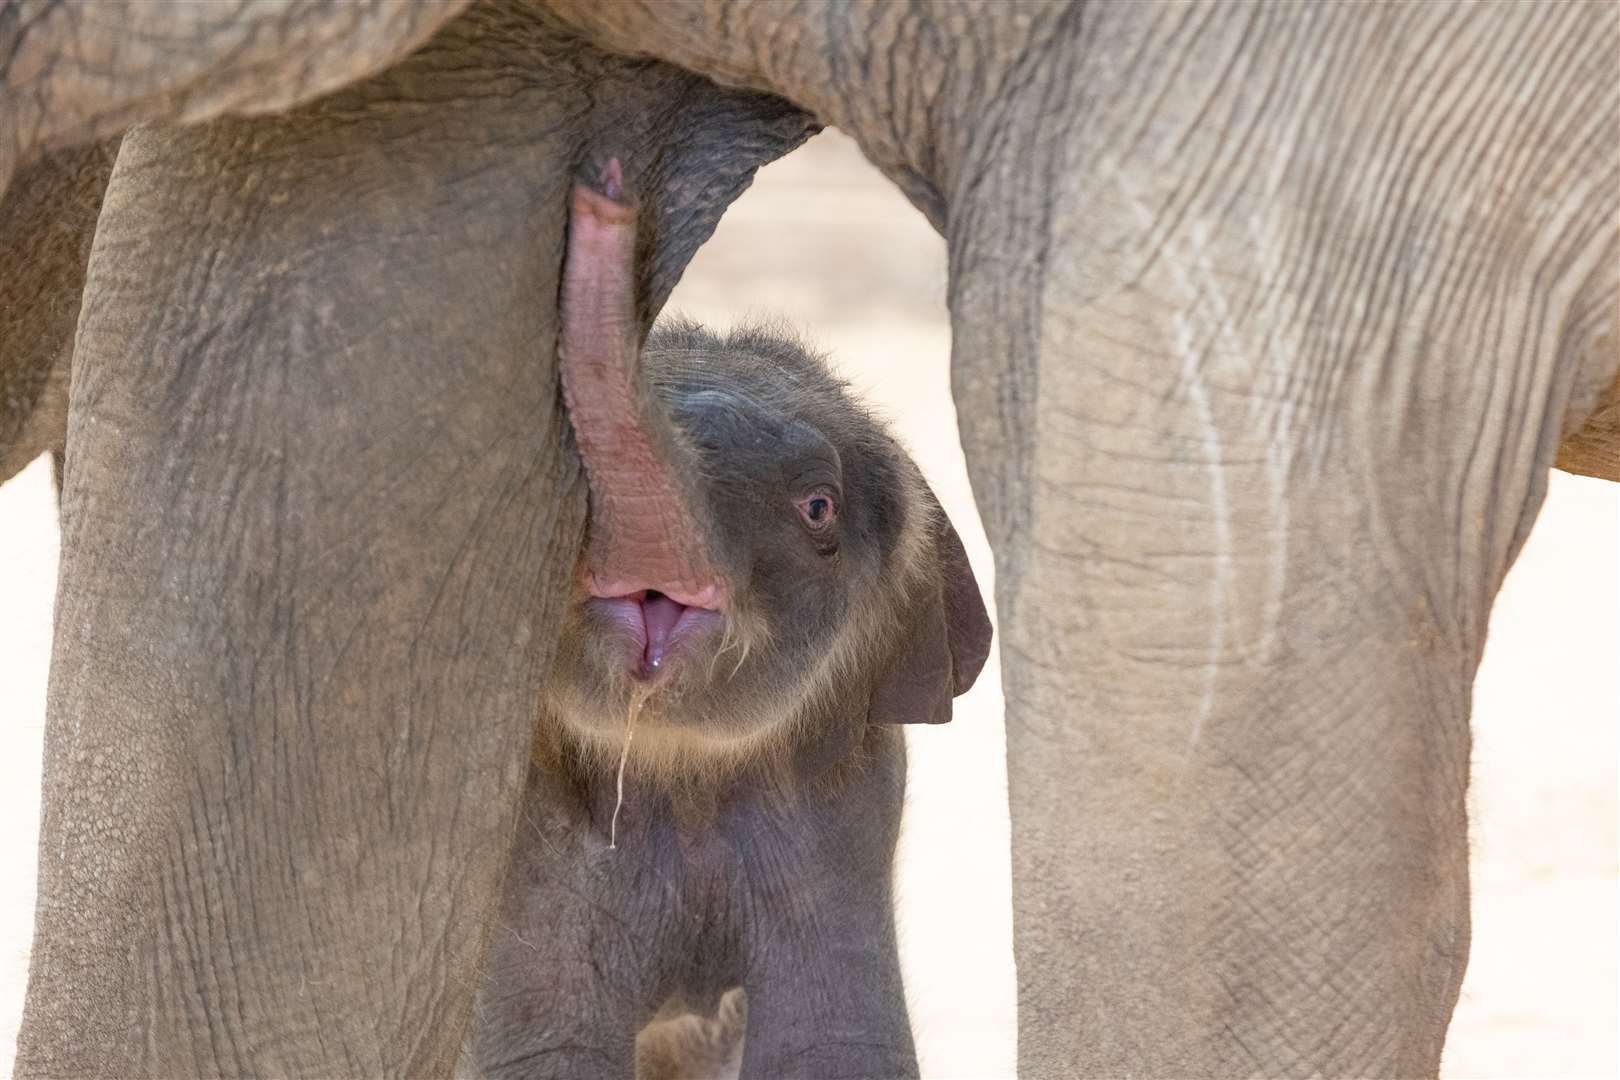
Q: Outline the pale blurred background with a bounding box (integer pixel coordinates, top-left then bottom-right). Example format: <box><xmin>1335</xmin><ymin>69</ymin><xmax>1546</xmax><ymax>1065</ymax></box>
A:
<box><xmin>2</xmin><ymin>130</ymin><xmax>1615</xmax><ymax>1078</ymax></box>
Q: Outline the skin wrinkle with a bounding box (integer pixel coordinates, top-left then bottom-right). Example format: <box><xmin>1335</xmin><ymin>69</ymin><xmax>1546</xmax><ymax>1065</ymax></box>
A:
<box><xmin>1173</xmin><ymin>322</ymin><xmax>1229</xmax><ymax>752</ymax></box>
<box><xmin>1187</xmin><ymin>209</ymin><xmax>1295</xmax><ymax>677</ymax></box>
<box><xmin>1281</xmin><ymin>9</ymin><xmax>1418</xmax><ymax>462</ymax></box>
<box><xmin>1434</xmin><ymin>12</ymin><xmax>1605</xmax><ymax>630</ymax></box>
<box><xmin>1106</xmin><ymin>169</ymin><xmax>1236</xmax><ymax>751</ymax></box>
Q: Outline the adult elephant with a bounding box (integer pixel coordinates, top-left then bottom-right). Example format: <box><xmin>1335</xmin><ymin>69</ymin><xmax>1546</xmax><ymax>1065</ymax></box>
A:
<box><xmin>2</xmin><ymin>1</ymin><xmax>1615</xmax><ymax>1076</ymax></box>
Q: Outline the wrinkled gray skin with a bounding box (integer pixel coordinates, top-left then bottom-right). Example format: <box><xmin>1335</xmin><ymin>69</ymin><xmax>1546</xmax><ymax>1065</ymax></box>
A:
<box><xmin>1</xmin><ymin>1</ymin><xmax>1615</xmax><ymax>1076</ymax></box>
<box><xmin>469</xmin><ymin>322</ymin><xmax>990</xmax><ymax>1079</ymax></box>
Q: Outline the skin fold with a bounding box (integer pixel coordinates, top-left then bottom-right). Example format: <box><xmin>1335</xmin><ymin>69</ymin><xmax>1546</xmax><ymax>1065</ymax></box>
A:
<box><xmin>0</xmin><ymin>1</ymin><xmax>1614</xmax><ymax>1075</ymax></box>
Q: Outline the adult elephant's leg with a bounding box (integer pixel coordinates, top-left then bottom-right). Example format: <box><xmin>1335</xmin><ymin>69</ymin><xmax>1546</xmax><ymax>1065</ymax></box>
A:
<box><xmin>18</xmin><ymin>58</ymin><xmax>580</xmax><ymax>1080</ymax></box>
<box><xmin>15</xmin><ymin>7</ymin><xmax>810</xmax><ymax>1071</ymax></box>
<box><xmin>948</xmin><ymin>4</ymin><xmax>1618</xmax><ymax>1076</ymax></box>
<box><xmin>964</xmin><ymin>312</ymin><xmax>1483</xmax><ymax>1077</ymax></box>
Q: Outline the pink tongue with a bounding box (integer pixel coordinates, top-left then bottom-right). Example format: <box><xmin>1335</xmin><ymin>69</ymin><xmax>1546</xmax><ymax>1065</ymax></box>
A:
<box><xmin>641</xmin><ymin>594</ymin><xmax>686</xmax><ymax>670</ymax></box>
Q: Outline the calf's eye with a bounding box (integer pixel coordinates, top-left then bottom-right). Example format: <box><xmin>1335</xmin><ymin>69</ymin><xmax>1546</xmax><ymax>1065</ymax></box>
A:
<box><xmin>795</xmin><ymin>488</ymin><xmax>839</xmax><ymax>532</ymax></box>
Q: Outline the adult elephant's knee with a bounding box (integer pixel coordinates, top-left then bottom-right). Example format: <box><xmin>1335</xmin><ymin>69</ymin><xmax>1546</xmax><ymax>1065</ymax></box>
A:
<box><xmin>16</xmin><ymin>61</ymin><xmax>583</xmax><ymax>1078</ymax></box>
<box><xmin>939</xmin><ymin>2</ymin><xmax>1613</xmax><ymax>1069</ymax></box>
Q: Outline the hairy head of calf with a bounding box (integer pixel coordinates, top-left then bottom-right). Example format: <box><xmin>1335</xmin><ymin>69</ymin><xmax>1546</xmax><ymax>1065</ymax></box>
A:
<box><xmin>553</xmin><ymin>165</ymin><xmax>990</xmax><ymax>781</ymax></box>
<box><xmin>550</xmin><ymin>319</ymin><xmax>990</xmax><ymax>779</ymax></box>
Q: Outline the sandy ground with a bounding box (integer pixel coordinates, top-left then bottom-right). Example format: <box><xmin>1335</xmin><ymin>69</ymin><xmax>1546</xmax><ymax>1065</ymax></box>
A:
<box><xmin>1</xmin><ymin>130</ymin><xmax>1615</xmax><ymax>1077</ymax></box>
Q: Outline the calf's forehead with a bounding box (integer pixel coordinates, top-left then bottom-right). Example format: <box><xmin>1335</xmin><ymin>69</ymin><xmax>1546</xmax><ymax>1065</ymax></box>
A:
<box><xmin>652</xmin><ymin>344</ymin><xmax>873</xmax><ymax>457</ymax></box>
<box><xmin>645</xmin><ymin>334</ymin><xmax>914</xmax><ymax>557</ymax></box>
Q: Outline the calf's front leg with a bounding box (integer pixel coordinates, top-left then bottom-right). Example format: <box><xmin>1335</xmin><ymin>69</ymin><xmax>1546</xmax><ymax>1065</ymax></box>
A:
<box><xmin>734</xmin><ymin>739</ymin><xmax>916</xmax><ymax>1080</ymax></box>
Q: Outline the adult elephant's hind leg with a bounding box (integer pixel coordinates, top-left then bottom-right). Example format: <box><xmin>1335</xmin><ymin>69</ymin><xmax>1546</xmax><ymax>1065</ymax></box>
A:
<box><xmin>951</xmin><ymin>5</ymin><xmax>1614</xmax><ymax>1074</ymax></box>
<box><xmin>967</xmin><ymin>291</ymin><xmax>1484</xmax><ymax>1077</ymax></box>
<box><xmin>15</xmin><ymin>48</ymin><xmax>584</xmax><ymax>1077</ymax></box>
<box><xmin>982</xmin><ymin>375</ymin><xmax>1478</xmax><ymax>1076</ymax></box>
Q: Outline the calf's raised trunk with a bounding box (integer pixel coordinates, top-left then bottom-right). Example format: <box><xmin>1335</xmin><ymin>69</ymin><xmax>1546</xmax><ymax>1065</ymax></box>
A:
<box><xmin>559</xmin><ymin>160</ymin><xmax>726</xmax><ymax>611</ymax></box>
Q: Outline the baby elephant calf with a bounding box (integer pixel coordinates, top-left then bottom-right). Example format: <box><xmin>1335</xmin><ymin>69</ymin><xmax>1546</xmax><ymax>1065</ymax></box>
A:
<box><xmin>466</xmin><ymin>320</ymin><xmax>991</xmax><ymax>1079</ymax></box>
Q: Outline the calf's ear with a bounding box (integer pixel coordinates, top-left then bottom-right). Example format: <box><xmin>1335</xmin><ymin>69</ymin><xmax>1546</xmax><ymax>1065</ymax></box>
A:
<box><xmin>868</xmin><ymin>496</ymin><xmax>993</xmax><ymax>724</ymax></box>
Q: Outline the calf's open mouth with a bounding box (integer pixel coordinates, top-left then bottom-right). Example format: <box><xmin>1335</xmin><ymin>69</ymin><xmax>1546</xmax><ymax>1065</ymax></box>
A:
<box><xmin>588</xmin><ymin>589</ymin><xmax>725</xmax><ymax>680</ymax></box>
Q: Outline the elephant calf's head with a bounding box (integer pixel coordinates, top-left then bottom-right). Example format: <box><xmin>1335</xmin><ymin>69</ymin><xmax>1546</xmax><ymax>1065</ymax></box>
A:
<box><xmin>551</xmin><ymin>167</ymin><xmax>991</xmax><ymax>777</ymax></box>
